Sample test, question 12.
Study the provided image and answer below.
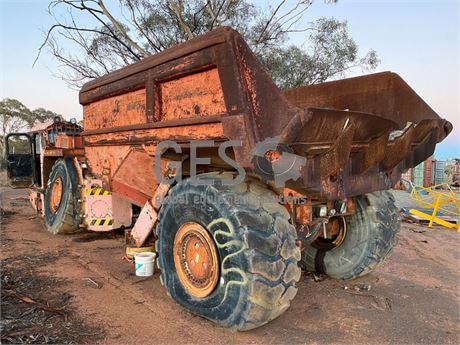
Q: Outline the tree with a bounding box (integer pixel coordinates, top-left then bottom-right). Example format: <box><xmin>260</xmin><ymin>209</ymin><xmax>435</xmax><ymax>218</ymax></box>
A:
<box><xmin>31</xmin><ymin>108</ymin><xmax>64</xmax><ymax>124</ymax></box>
<box><xmin>0</xmin><ymin>98</ymin><xmax>63</xmax><ymax>165</ymax></box>
<box><xmin>38</xmin><ymin>0</ymin><xmax>378</xmax><ymax>89</ymax></box>
<box><xmin>258</xmin><ymin>18</ymin><xmax>379</xmax><ymax>89</ymax></box>
<box><xmin>0</xmin><ymin>99</ymin><xmax>30</xmax><ymax>139</ymax></box>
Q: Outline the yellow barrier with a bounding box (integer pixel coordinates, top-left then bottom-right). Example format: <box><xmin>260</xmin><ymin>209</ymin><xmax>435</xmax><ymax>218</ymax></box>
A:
<box><xmin>409</xmin><ymin>183</ymin><xmax>460</xmax><ymax>231</ymax></box>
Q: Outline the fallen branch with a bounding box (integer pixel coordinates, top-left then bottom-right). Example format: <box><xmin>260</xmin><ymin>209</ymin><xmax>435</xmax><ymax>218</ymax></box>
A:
<box><xmin>3</xmin><ymin>289</ymin><xmax>67</xmax><ymax>317</ymax></box>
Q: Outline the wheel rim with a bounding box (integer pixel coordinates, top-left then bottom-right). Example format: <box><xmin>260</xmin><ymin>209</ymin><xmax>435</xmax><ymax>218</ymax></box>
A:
<box><xmin>314</xmin><ymin>216</ymin><xmax>347</xmax><ymax>248</ymax></box>
<box><xmin>49</xmin><ymin>177</ymin><xmax>63</xmax><ymax>213</ymax></box>
<box><xmin>173</xmin><ymin>222</ymin><xmax>219</xmax><ymax>298</ymax></box>
<box><xmin>329</xmin><ymin>216</ymin><xmax>347</xmax><ymax>247</ymax></box>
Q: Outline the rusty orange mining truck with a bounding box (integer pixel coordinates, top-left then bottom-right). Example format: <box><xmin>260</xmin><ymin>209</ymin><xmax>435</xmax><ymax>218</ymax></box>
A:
<box><xmin>5</xmin><ymin>27</ymin><xmax>452</xmax><ymax>330</ymax></box>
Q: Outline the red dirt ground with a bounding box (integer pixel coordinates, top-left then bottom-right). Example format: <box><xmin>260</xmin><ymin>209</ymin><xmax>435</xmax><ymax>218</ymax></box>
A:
<box><xmin>1</xmin><ymin>187</ymin><xmax>459</xmax><ymax>344</ymax></box>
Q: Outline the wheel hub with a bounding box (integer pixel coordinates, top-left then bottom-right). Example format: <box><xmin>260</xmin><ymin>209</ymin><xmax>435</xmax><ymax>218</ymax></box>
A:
<box><xmin>173</xmin><ymin>222</ymin><xmax>219</xmax><ymax>298</ymax></box>
<box><xmin>327</xmin><ymin>216</ymin><xmax>347</xmax><ymax>247</ymax></box>
<box><xmin>50</xmin><ymin>177</ymin><xmax>63</xmax><ymax>213</ymax></box>
<box><xmin>315</xmin><ymin>216</ymin><xmax>347</xmax><ymax>248</ymax></box>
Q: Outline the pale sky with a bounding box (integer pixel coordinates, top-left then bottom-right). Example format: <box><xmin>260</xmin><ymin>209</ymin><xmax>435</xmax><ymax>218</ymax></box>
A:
<box><xmin>0</xmin><ymin>0</ymin><xmax>458</xmax><ymax>158</ymax></box>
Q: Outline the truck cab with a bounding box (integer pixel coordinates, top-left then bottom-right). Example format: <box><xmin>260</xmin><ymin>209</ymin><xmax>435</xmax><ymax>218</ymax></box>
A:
<box><xmin>5</xmin><ymin>117</ymin><xmax>84</xmax><ymax>215</ymax></box>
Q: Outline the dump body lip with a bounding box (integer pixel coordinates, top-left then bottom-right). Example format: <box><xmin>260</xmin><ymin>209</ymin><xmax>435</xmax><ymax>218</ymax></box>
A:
<box><xmin>79</xmin><ymin>27</ymin><xmax>236</xmax><ymax>99</ymax></box>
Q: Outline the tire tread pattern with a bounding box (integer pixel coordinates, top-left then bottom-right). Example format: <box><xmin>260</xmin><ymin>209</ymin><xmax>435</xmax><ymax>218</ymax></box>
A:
<box><xmin>156</xmin><ymin>173</ymin><xmax>301</xmax><ymax>330</ymax></box>
<box><xmin>44</xmin><ymin>158</ymin><xmax>81</xmax><ymax>234</ymax></box>
<box><xmin>301</xmin><ymin>190</ymin><xmax>399</xmax><ymax>280</ymax></box>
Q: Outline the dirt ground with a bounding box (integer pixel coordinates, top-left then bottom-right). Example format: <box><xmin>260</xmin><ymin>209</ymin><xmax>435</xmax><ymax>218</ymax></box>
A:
<box><xmin>1</xmin><ymin>187</ymin><xmax>459</xmax><ymax>345</ymax></box>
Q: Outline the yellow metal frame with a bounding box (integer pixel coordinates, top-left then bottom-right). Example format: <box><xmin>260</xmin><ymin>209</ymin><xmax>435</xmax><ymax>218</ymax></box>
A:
<box><xmin>409</xmin><ymin>183</ymin><xmax>460</xmax><ymax>231</ymax></box>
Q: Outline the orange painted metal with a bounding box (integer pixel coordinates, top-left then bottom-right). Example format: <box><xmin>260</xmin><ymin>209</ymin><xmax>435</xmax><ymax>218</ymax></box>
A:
<box><xmin>49</xmin><ymin>177</ymin><xmax>63</xmax><ymax>213</ymax></box>
<box><xmin>130</xmin><ymin>200</ymin><xmax>157</xmax><ymax>245</ymax></box>
<box><xmin>82</xmin><ymin>120</ymin><xmax>225</xmax><ymax>193</ymax></box>
<box><xmin>173</xmin><ymin>222</ymin><xmax>219</xmax><ymax>298</ymax></box>
<box><xmin>55</xmin><ymin>134</ymin><xmax>83</xmax><ymax>149</ymax></box>
<box><xmin>346</xmin><ymin>198</ymin><xmax>356</xmax><ymax>215</ymax></box>
<box><xmin>84</xmin><ymin>178</ymin><xmax>132</xmax><ymax>231</ymax></box>
<box><xmin>294</xmin><ymin>202</ymin><xmax>312</xmax><ymax>226</ymax></box>
<box><xmin>84</xmin><ymin>145</ymin><xmax>131</xmax><ymax>179</ymax></box>
<box><xmin>84</xmin><ymin>193</ymin><xmax>133</xmax><ymax>231</ymax></box>
<box><xmin>83</xmin><ymin>122</ymin><xmax>225</xmax><ymax>146</ymax></box>
<box><xmin>43</xmin><ymin>149</ymin><xmax>85</xmax><ymax>157</ymax></box>
<box><xmin>83</xmin><ymin>88</ymin><xmax>147</xmax><ymax>130</ymax></box>
<box><xmin>282</xmin><ymin>188</ymin><xmax>311</xmax><ymax>225</ymax></box>
<box><xmin>111</xmin><ymin>180</ymin><xmax>151</xmax><ymax>206</ymax></box>
<box><xmin>323</xmin><ymin>217</ymin><xmax>347</xmax><ymax>247</ymax></box>
<box><xmin>111</xmin><ymin>149</ymin><xmax>171</xmax><ymax>206</ymax></box>
<box><xmin>160</xmin><ymin>68</ymin><xmax>226</xmax><ymax>121</ymax></box>
<box><xmin>151</xmin><ymin>183</ymin><xmax>171</xmax><ymax>210</ymax></box>
<box><xmin>130</xmin><ymin>183</ymin><xmax>171</xmax><ymax>246</ymax></box>
<box><xmin>112</xmin><ymin>149</ymin><xmax>161</xmax><ymax>196</ymax></box>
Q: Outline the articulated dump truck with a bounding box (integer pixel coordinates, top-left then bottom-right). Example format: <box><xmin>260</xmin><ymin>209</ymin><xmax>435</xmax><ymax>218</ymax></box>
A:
<box><xmin>5</xmin><ymin>27</ymin><xmax>452</xmax><ymax>330</ymax></box>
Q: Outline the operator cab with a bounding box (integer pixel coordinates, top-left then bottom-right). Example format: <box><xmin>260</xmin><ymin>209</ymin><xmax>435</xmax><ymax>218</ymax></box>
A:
<box><xmin>5</xmin><ymin>133</ymin><xmax>33</xmax><ymax>188</ymax></box>
<box><xmin>5</xmin><ymin>117</ymin><xmax>83</xmax><ymax>189</ymax></box>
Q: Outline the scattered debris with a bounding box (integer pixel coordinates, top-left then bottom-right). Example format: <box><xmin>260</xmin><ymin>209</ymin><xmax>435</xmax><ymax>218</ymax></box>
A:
<box><xmin>122</xmin><ymin>255</ymin><xmax>134</xmax><ymax>264</ymax></box>
<box><xmin>343</xmin><ymin>284</ymin><xmax>372</xmax><ymax>292</ymax></box>
<box><xmin>371</xmin><ymin>296</ymin><xmax>392</xmax><ymax>311</ymax></box>
<box><xmin>300</xmin><ymin>271</ymin><xmax>329</xmax><ymax>282</ymax></box>
<box><xmin>1</xmin><ymin>253</ymin><xmax>104</xmax><ymax>344</ymax></box>
<box><xmin>409</xmin><ymin>227</ymin><xmax>426</xmax><ymax>233</ymax></box>
<box><xmin>21</xmin><ymin>239</ymin><xmax>40</xmax><ymax>245</ymax></box>
<box><xmin>2</xmin><ymin>289</ymin><xmax>67</xmax><ymax>319</ymax></box>
<box><xmin>82</xmin><ymin>277</ymin><xmax>103</xmax><ymax>289</ymax></box>
<box><xmin>312</xmin><ymin>273</ymin><xmax>328</xmax><ymax>282</ymax></box>
<box><xmin>355</xmin><ymin>284</ymin><xmax>372</xmax><ymax>292</ymax></box>
<box><xmin>342</xmin><ymin>288</ymin><xmax>392</xmax><ymax>311</ymax></box>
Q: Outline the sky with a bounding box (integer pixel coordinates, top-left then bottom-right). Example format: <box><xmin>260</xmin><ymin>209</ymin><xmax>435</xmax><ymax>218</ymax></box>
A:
<box><xmin>0</xmin><ymin>0</ymin><xmax>458</xmax><ymax>159</ymax></box>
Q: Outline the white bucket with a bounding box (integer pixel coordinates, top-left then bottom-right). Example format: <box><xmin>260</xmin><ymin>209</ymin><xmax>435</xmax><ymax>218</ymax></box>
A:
<box><xmin>134</xmin><ymin>252</ymin><xmax>157</xmax><ymax>277</ymax></box>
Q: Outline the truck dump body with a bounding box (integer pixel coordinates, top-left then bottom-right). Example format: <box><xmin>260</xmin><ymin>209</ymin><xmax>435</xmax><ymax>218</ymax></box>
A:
<box><xmin>80</xmin><ymin>27</ymin><xmax>451</xmax><ymax>201</ymax></box>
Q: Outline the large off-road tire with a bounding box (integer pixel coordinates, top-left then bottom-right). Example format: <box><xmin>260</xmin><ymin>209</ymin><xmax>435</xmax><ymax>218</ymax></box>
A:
<box><xmin>301</xmin><ymin>191</ymin><xmax>399</xmax><ymax>280</ymax></box>
<box><xmin>155</xmin><ymin>173</ymin><xmax>301</xmax><ymax>331</ymax></box>
<box><xmin>44</xmin><ymin>157</ymin><xmax>81</xmax><ymax>234</ymax></box>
